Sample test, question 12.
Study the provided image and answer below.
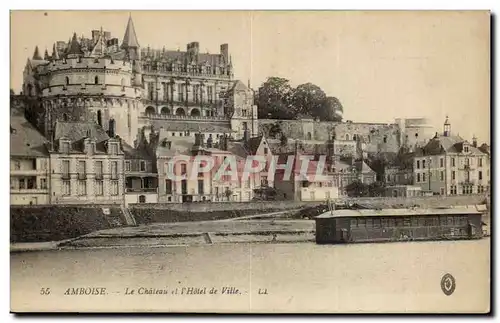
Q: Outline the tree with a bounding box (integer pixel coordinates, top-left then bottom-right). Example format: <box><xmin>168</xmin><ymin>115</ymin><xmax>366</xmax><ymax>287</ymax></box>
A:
<box><xmin>368</xmin><ymin>181</ymin><xmax>386</xmax><ymax>197</ymax></box>
<box><xmin>345</xmin><ymin>181</ymin><xmax>369</xmax><ymax>197</ymax></box>
<box><xmin>256</xmin><ymin>77</ymin><xmax>296</xmax><ymax>119</ymax></box>
<box><xmin>321</xmin><ymin>96</ymin><xmax>343</xmax><ymax>122</ymax></box>
<box><xmin>290</xmin><ymin>83</ymin><xmax>327</xmax><ymax>118</ymax></box>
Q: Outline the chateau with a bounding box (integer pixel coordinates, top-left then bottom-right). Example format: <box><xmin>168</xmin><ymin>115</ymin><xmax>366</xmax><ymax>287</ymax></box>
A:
<box><xmin>22</xmin><ymin>16</ymin><xmax>257</xmax><ymax>147</ymax></box>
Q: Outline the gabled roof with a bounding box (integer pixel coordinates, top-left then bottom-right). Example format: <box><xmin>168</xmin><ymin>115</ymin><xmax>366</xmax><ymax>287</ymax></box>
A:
<box><xmin>10</xmin><ymin>116</ymin><xmax>49</xmax><ymax>157</ymax></box>
<box><xmin>121</xmin><ymin>15</ymin><xmax>140</xmax><ymax>48</ymax></box>
<box><xmin>54</xmin><ymin>121</ymin><xmax>109</xmax><ymax>143</ymax></box>
<box><xmin>355</xmin><ymin>160</ymin><xmax>375</xmax><ymax>174</ymax></box>
<box><xmin>245</xmin><ymin>136</ymin><xmax>263</xmax><ymax>155</ymax></box>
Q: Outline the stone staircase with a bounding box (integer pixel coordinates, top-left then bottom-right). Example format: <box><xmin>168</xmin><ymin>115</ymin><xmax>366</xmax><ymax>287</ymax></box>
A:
<box><xmin>120</xmin><ymin>205</ymin><xmax>137</xmax><ymax>226</ymax></box>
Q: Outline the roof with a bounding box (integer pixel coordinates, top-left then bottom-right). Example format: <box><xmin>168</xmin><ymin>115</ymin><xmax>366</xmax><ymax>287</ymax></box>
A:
<box><xmin>32</xmin><ymin>46</ymin><xmax>42</xmax><ymax>60</ymax></box>
<box><xmin>355</xmin><ymin>160</ymin><xmax>375</xmax><ymax>174</ymax></box>
<box><xmin>156</xmin><ymin>138</ymin><xmax>193</xmax><ymax>157</ymax></box>
<box><xmin>149</xmin><ymin>120</ymin><xmax>233</xmax><ymax>133</ymax></box>
<box><xmin>121</xmin><ymin>16</ymin><xmax>140</xmax><ymax>48</ymax></box>
<box><xmin>10</xmin><ymin>116</ymin><xmax>49</xmax><ymax>157</ymax></box>
<box><xmin>54</xmin><ymin>121</ymin><xmax>109</xmax><ymax>143</ymax></box>
<box><xmin>227</xmin><ymin>141</ymin><xmax>248</xmax><ymax>158</ymax></box>
<box><xmin>245</xmin><ymin>136</ymin><xmax>263</xmax><ymax>155</ymax></box>
<box><xmin>66</xmin><ymin>33</ymin><xmax>84</xmax><ymax>56</ymax></box>
<box><xmin>316</xmin><ymin>205</ymin><xmax>483</xmax><ymax>219</ymax></box>
<box><xmin>422</xmin><ymin>135</ymin><xmax>484</xmax><ymax>155</ymax></box>
<box><xmin>122</xmin><ymin>141</ymin><xmax>153</xmax><ymax>160</ymax></box>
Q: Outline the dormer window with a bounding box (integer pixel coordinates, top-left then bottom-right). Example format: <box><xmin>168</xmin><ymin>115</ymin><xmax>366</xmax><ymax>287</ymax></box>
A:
<box><xmin>60</xmin><ymin>140</ymin><xmax>70</xmax><ymax>154</ymax></box>
<box><xmin>108</xmin><ymin>142</ymin><xmax>118</xmax><ymax>155</ymax></box>
<box><xmin>464</xmin><ymin>145</ymin><xmax>469</xmax><ymax>153</ymax></box>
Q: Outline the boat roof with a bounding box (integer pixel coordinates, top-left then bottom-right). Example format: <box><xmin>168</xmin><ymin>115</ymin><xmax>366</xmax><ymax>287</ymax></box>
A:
<box><xmin>316</xmin><ymin>205</ymin><xmax>484</xmax><ymax>219</ymax></box>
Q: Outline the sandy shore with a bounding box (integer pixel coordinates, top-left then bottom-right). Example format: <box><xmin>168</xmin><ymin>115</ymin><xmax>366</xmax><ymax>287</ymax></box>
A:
<box><xmin>11</xmin><ymin>220</ymin><xmax>315</xmax><ymax>251</ymax></box>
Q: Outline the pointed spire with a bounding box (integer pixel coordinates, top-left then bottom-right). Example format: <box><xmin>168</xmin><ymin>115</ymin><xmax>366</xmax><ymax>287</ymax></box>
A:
<box><xmin>66</xmin><ymin>32</ymin><xmax>84</xmax><ymax>57</ymax></box>
<box><xmin>121</xmin><ymin>14</ymin><xmax>140</xmax><ymax>49</ymax></box>
<box><xmin>52</xmin><ymin>43</ymin><xmax>60</xmax><ymax>60</ymax></box>
<box><xmin>44</xmin><ymin>48</ymin><xmax>50</xmax><ymax>60</ymax></box>
<box><xmin>32</xmin><ymin>46</ymin><xmax>42</xmax><ymax>60</ymax></box>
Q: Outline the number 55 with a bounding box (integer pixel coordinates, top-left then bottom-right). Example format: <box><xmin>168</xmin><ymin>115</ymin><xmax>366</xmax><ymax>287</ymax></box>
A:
<box><xmin>40</xmin><ymin>288</ymin><xmax>51</xmax><ymax>295</ymax></box>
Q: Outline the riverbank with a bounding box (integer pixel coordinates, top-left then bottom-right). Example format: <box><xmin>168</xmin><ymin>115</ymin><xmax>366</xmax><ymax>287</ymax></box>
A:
<box><xmin>11</xmin><ymin>220</ymin><xmax>315</xmax><ymax>252</ymax></box>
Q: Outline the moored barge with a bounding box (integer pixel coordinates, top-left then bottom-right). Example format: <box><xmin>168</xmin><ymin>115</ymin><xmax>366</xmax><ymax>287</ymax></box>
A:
<box><xmin>315</xmin><ymin>205</ymin><xmax>485</xmax><ymax>244</ymax></box>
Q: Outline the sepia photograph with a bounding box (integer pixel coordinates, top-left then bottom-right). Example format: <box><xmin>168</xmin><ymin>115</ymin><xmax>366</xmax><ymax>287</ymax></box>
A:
<box><xmin>9</xmin><ymin>10</ymin><xmax>491</xmax><ymax>313</ymax></box>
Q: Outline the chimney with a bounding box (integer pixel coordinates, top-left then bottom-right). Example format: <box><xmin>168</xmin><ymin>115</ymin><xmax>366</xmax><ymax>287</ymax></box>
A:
<box><xmin>207</xmin><ymin>134</ymin><xmax>213</xmax><ymax>148</ymax></box>
<box><xmin>220</xmin><ymin>44</ymin><xmax>229</xmax><ymax>61</ymax></box>
<box><xmin>472</xmin><ymin>135</ymin><xmax>478</xmax><ymax>148</ymax></box>
<box><xmin>86</xmin><ymin>128</ymin><xmax>91</xmax><ymax>138</ymax></box>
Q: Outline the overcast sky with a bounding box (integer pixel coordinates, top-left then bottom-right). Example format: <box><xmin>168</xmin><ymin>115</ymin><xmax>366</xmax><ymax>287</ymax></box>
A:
<box><xmin>10</xmin><ymin>11</ymin><xmax>490</xmax><ymax>144</ymax></box>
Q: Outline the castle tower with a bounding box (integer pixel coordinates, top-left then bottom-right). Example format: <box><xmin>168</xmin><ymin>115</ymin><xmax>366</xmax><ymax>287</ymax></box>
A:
<box><xmin>66</xmin><ymin>33</ymin><xmax>84</xmax><ymax>58</ymax></box>
<box><xmin>51</xmin><ymin>43</ymin><xmax>60</xmax><ymax>60</ymax></box>
<box><xmin>443</xmin><ymin>115</ymin><xmax>451</xmax><ymax>137</ymax></box>
<box><xmin>121</xmin><ymin>15</ymin><xmax>140</xmax><ymax>60</ymax></box>
<box><xmin>43</xmin><ymin>49</ymin><xmax>50</xmax><ymax>60</ymax></box>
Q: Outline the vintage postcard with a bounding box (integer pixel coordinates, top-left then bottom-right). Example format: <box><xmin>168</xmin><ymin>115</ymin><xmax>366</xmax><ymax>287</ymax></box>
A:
<box><xmin>10</xmin><ymin>10</ymin><xmax>491</xmax><ymax>313</ymax></box>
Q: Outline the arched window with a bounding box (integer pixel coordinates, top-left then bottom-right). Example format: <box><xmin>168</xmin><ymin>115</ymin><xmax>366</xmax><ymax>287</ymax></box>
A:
<box><xmin>307</xmin><ymin>132</ymin><xmax>312</xmax><ymax>140</ymax></box>
<box><xmin>160</xmin><ymin>107</ymin><xmax>170</xmax><ymax>116</ymax></box>
<box><xmin>176</xmin><ymin>108</ymin><xmax>186</xmax><ymax>116</ymax></box>
<box><xmin>145</xmin><ymin>106</ymin><xmax>156</xmax><ymax>117</ymax></box>
<box><xmin>345</xmin><ymin>134</ymin><xmax>350</xmax><ymax>141</ymax></box>
<box><xmin>97</xmin><ymin>110</ymin><xmax>102</xmax><ymax>126</ymax></box>
<box><xmin>65</xmin><ymin>77</ymin><xmax>69</xmax><ymax>85</ymax></box>
<box><xmin>353</xmin><ymin>134</ymin><xmax>357</xmax><ymax>141</ymax></box>
<box><xmin>94</xmin><ymin>76</ymin><xmax>99</xmax><ymax>85</ymax></box>
<box><xmin>383</xmin><ymin>135</ymin><xmax>388</xmax><ymax>143</ymax></box>
<box><xmin>190</xmin><ymin>108</ymin><xmax>200</xmax><ymax>117</ymax></box>
<box><xmin>108</xmin><ymin>119</ymin><xmax>116</xmax><ymax>137</ymax></box>
<box><xmin>62</xmin><ymin>113</ymin><xmax>68</xmax><ymax>121</ymax></box>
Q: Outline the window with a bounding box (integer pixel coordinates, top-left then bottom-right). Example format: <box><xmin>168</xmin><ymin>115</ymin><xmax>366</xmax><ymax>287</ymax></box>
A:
<box><xmin>383</xmin><ymin>136</ymin><xmax>387</xmax><ymax>143</ymax></box>
<box><xmin>207</xmin><ymin>86</ymin><xmax>213</xmax><ymax>103</ymax></box>
<box><xmin>452</xmin><ymin>158</ymin><xmax>456</xmax><ymax>167</ymax></box>
<box><xmin>108</xmin><ymin>180</ymin><xmax>118</xmax><ymax>196</ymax></box>
<box><xmin>40</xmin><ymin>178</ymin><xmax>47</xmax><ymax>189</ymax></box>
<box><xmin>111</xmin><ymin>161</ymin><xmax>118</xmax><ymax>179</ymax></box>
<box><xmin>14</xmin><ymin>161</ymin><xmax>20</xmax><ymax>170</ymax></box>
<box><xmin>452</xmin><ymin>171</ymin><xmax>456</xmax><ymax>180</ymax></box>
<box><xmin>62</xmin><ymin>180</ymin><xmax>71</xmax><ymax>196</ymax></box>
<box><xmin>78</xmin><ymin>160</ymin><xmax>86</xmax><ymax>174</ymax></box>
<box><xmin>464</xmin><ymin>146</ymin><xmax>469</xmax><ymax>153</ymax></box>
<box><xmin>478</xmin><ymin>158</ymin><xmax>483</xmax><ymax>167</ymax></box>
<box><xmin>140</xmin><ymin>161</ymin><xmax>146</xmax><ymax>172</ymax></box>
<box><xmin>31</xmin><ymin>159</ymin><xmax>37</xmax><ymax>170</ymax></box>
<box><xmin>198</xmin><ymin>180</ymin><xmax>204</xmax><ymax>195</ymax></box>
<box><xmin>422</xmin><ymin>173</ymin><xmax>426</xmax><ymax>182</ymax></box>
<box><xmin>440</xmin><ymin>158</ymin><xmax>444</xmax><ymax>168</ymax></box>
<box><xmin>465</xmin><ymin>158</ymin><xmax>470</xmax><ymax>166</ymax></box>
<box><xmin>417</xmin><ymin>173</ymin><xmax>421</xmax><ymax>182</ymax></box>
<box><xmin>479</xmin><ymin>171</ymin><xmax>483</xmax><ymax>180</ymax></box>
<box><xmin>478</xmin><ymin>185</ymin><xmax>484</xmax><ymax>193</ymax></box>
<box><xmin>78</xmin><ymin>180</ymin><xmax>87</xmax><ymax>196</ymax></box>
<box><xmin>416</xmin><ymin>160</ymin><xmax>420</xmax><ymax>169</ymax></box>
<box><xmin>440</xmin><ymin>171</ymin><xmax>444</xmax><ymax>181</ymax></box>
<box><xmin>62</xmin><ymin>160</ymin><xmax>70</xmax><ymax>179</ymax></box>
<box><xmin>95</xmin><ymin>180</ymin><xmax>103</xmax><ymax>196</ymax></box>
<box><xmin>109</xmin><ymin>143</ymin><xmax>118</xmax><ymax>155</ymax></box>
<box><xmin>178</xmin><ymin>84</ymin><xmax>184</xmax><ymax>101</ymax></box>
<box><xmin>181</xmin><ymin>164</ymin><xmax>187</xmax><ymax>175</ymax></box>
<box><xmin>95</xmin><ymin>161</ymin><xmax>103</xmax><ymax>179</ymax></box>
<box><xmin>94</xmin><ymin>76</ymin><xmax>99</xmax><ymax>85</ymax></box>
<box><xmin>422</xmin><ymin>160</ymin><xmax>426</xmax><ymax>169</ymax></box>
<box><xmin>165</xmin><ymin>180</ymin><xmax>172</xmax><ymax>194</ymax></box>
<box><xmin>450</xmin><ymin>185</ymin><xmax>457</xmax><ymax>195</ymax></box>
<box><xmin>61</xmin><ymin>141</ymin><xmax>70</xmax><ymax>154</ymax></box>
<box><xmin>264</xmin><ymin>147</ymin><xmax>268</xmax><ymax>154</ymax></box>
<box><xmin>65</xmin><ymin>76</ymin><xmax>70</xmax><ymax>85</ymax></box>
<box><xmin>19</xmin><ymin>178</ymin><xmax>26</xmax><ymax>189</ymax></box>
<box><xmin>125</xmin><ymin>161</ymin><xmax>131</xmax><ymax>172</ymax></box>
<box><xmin>345</xmin><ymin>134</ymin><xmax>350</xmax><ymax>141</ymax></box>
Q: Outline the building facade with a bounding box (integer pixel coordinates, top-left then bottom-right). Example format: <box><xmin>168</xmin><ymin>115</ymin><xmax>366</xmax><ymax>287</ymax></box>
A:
<box><xmin>10</xmin><ymin>116</ymin><xmax>51</xmax><ymax>205</ymax></box>
<box><xmin>49</xmin><ymin>121</ymin><xmax>125</xmax><ymax>205</ymax></box>
<box><xmin>412</xmin><ymin>118</ymin><xmax>490</xmax><ymax>196</ymax></box>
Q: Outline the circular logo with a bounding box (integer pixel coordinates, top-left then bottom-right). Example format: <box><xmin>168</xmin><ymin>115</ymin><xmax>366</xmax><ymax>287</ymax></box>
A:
<box><xmin>441</xmin><ymin>273</ymin><xmax>456</xmax><ymax>296</ymax></box>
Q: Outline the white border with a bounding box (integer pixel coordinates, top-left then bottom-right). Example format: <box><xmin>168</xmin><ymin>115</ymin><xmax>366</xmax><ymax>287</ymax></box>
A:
<box><xmin>2</xmin><ymin>1</ymin><xmax>498</xmax><ymax>321</ymax></box>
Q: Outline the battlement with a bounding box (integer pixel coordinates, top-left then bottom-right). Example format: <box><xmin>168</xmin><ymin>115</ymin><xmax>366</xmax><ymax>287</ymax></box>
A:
<box><xmin>36</xmin><ymin>56</ymin><xmax>133</xmax><ymax>75</ymax></box>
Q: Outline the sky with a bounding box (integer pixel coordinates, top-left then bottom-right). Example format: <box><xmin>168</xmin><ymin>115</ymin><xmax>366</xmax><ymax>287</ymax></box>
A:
<box><xmin>10</xmin><ymin>10</ymin><xmax>490</xmax><ymax>144</ymax></box>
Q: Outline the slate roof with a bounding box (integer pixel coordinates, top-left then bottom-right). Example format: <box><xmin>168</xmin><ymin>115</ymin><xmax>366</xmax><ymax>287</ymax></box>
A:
<box><xmin>421</xmin><ymin>135</ymin><xmax>484</xmax><ymax>155</ymax></box>
<box><xmin>10</xmin><ymin>116</ymin><xmax>49</xmax><ymax>157</ymax></box>
<box><xmin>245</xmin><ymin>136</ymin><xmax>263</xmax><ymax>155</ymax></box>
<box><xmin>149</xmin><ymin>120</ymin><xmax>233</xmax><ymax>133</ymax></box>
<box><xmin>122</xmin><ymin>141</ymin><xmax>153</xmax><ymax>160</ymax></box>
<box><xmin>121</xmin><ymin>16</ymin><xmax>140</xmax><ymax>48</ymax></box>
<box><xmin>54</xmin><ymin>121</ymin><xmax>109</xmax><ymax>143</ymax></box>
<box><xmin>66</xmin><ymin>33</ymin><xmax>84</xmax><ymax>56</ymax></box>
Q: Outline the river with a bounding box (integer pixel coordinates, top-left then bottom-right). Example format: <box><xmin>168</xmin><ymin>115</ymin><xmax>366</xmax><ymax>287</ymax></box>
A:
<box><xmin>11</xmin><ymin>239</ymin><xmax>490</xmax><ymax>313</ymax></box>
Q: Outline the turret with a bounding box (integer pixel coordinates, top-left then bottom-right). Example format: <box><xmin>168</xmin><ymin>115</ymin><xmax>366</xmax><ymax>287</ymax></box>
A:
<box><xmin>51</xmin><ymin>43</ymin><xmax>60</xmax><ymax>60</ymax></box>
<box><xmin>443</xmin><ymin>115</ymin><xmax>451</xmax><ymax>137</ymax></box>
<box><xmin>121</xmin><ymin>15</ymin><xmax>140</xmax><ymax>60</ymax></box>
<box><xmin>66</xmin><ymin>32</ymin><xmax>84</xmax><ymax>59</ymax></box>
<box><xmin>43</xmin><ymin>49</ymin><xmax>50</xmax><ymax>60</ymax></box>
<box><xmin>32</xmin><ymin>46</ymin><xmax>42</xmax><ymax>60</ymax></box>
